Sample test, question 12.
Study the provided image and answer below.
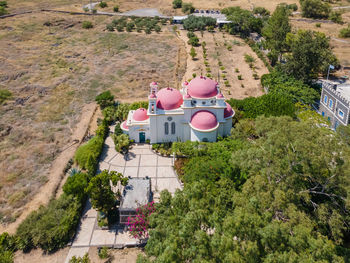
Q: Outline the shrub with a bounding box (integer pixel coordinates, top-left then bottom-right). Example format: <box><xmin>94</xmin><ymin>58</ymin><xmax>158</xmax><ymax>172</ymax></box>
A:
<box><xmin>16</xmin><ymin>194</ymin><xmax>82</xmax><ymax>252</ymax></box>
<box><xmin>182</xmin><ymin>2</ymin><xmax>195</xmax><ymax>14</ymax></box>
<box><xmin>238</xmin><ymin>75</ymin><xmax>242</xmax><ymax>80</ymax></box>
<box><xmin>74</xmin><ymin>135</ymin><xmax>104</xmax><ymax>172</ymax></box>
<box><xmin>0</xmin><ymin>5</ymin><xmax>7</xmax><ymax>16</ymax></box>
<box><xmin>127</xmin><ymin>202</ymin><xmax>155</xmax><ymax>239</ymax></box>
<box><xmin>300</xmin><ymin>0</ymin><xmax>331</xmax><ymax>19</ymax></box>
<box><xmin>183</xmin><ymin>15</ymin><xmax>216</xmax><ymax>31</ymax></box>
<box><xmin>145</xmin><ymin>27</ymin><xmax>152</xmax><ymax>34</ymax></box>
<box><xmin>116</xmin><ymin>25</ymin><xmax>124</xmax><ymax>32</ymax></box>
<box><xmin>192</xmin><ymin>73</ymin><xmax>197</xmax><ymax>78</ymax></box>
<box><xmin>0</xmin><ymin>1</ymin><xmax>8</xmax><ymax>7</ymax></box>
<box><xmin>83</xmin><ymin>7</ymin><xmax>89</xmax><ymax>12</ymax></box>
<box><xmin>315</xmin><ymin>23</ymin><xmax>321</xmax><ymax>28</ymax></box>
<box><xmin>0</xmin><ymin>89</ymin><xmax>12</xmax><ymax>104</ymax></box>
<box><xmin>155</xmin><ymin>25</ymin><xmax>161</xmax><ymax>33</ymax></box>
<box><xmin>0</xmin><ymin>232</ymin><xmax>16</xmax><ymax>263</ymax></box>
<box><xmin>220</xmin><ymin>66</ymin><xmax>225</xmax><ymax>71</ymax></box>
<box><xmin>113</xmin><ymin>5</ymin><xmax>119</xmax><ymax>12</ymax></box>
<box><xmin>172</xmin><ymin>0</ymin><xmax>182</xmax><ymax>9</ymax></box>
<box><xmin>82</xmin><ymin>21</ymin><xmax>93</xmax><ymax>29</ymax></box>
<box><xmin>253</xmin><ymin>72</ymin><xmax>259</xmax><ymax>79</ymax></box>
<box><xmin>218</xmin><ymin>61</ymin><xmax>223</xmax><ymax>66</ymax></box>
<box><xmin>126</xmin><ymin>22</ymin><xmax>134</xmax><ymax>32</ymax></box>
<box><xmin>112</xmin><ymin>133</ymin><xmax>131</xmax><ymax>153</ymax></box>
<box><xmin>92</xmin><ymin>9</ymin><xmax>97</xmax><ymax>14</ymax></box>
<box><xmin>95</xmin><ymin>90</ymin><xmax>114</xmax><ymax>108</ymax></box>
<box><xmin>329</xmin><ymin>11</ymin><xmax>343</xmax><ymax>24</ymax></box>
<box><xmin>63</xmin><ymin>172</ymin><xmax>90</xmax><ymax>203</ymax></box>
<box><xmin>98</xmin><ymin>247</ymin><xmax>109</xmax><ymax>259</ymax></box>
<box><xmin>188</xmin><ymin>36</ymin><xmax>199</xmax><ymax>46</ymax></box>
<box><xmin>227</xmin><ymin>44</ymin><xmax>232</xmax><ymax>51</ymax></box>
<box><xmin>70</xmin><ymin>253</ymin><xmax>90</xmax><ymax>263</ymax></box>
<box><xmin>339</xmin><ymin>25</ymin><xmax>350</xmax><ymax>38</ymax></box>
<box><xmin>99</xmin><ymin>1</ymin><xmax>107</xmax><ymax>8</ymax></box>
<box><xmin>235</xmin><ymin>68</ymin><xmax>239</xmax><ymax>73</ymax></box>
<box><xmin>244</xmin><ymin>53</ymin><xmax>255</xmax><ymax>63</ymax></box>
<box><xmin>190</xmin><ymin>47</ymin><xmax>197</xmax><ymax>60</ymax></box>
<box><xmin>288</xmin><ymin>3</ymin><xmax>298</xmax><ymax>11</ymax></box>
<box><xmin>106</xmin><ymin>23</ymin><xmax>114</xmax><ymax>31</ymax></box>
<box><xmin>253</xmin><ymin>6</ymin><xmax>270</xmax><ymax>16</ymax></box>
<box><xmin>114</xmin><ymin>122</ymin><xmax>123</xmax><ymax>135</ymax></box>
<box><xmin>206</xmin><ymin>73</ymin><xmax>212</xmax><ymax>78</ymax></box>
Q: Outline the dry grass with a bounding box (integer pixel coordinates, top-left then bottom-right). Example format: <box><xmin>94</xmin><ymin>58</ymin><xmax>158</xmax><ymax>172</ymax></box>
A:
<box><xmin>0</xmin><ymin>13</ymin><xmax>185</xmax><ymax>224</ymax></box>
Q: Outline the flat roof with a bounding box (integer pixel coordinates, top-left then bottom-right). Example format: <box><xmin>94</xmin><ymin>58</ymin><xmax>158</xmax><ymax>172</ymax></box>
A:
<box><xmin>336</xmin><ymin>84</ymin><xmax>350</xmax><ymax>101</ymax></box>
<box><xmin>120</xmin><ymin>178</ymin><xmax>151</xmax><ymax>210</ymax></box>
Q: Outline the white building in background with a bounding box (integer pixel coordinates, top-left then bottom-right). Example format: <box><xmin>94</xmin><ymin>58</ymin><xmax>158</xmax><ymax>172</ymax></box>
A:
<box><xmin>120</xmin><ymin>76</ymin><xmax>234</xmax><ymax>143</ymax></box>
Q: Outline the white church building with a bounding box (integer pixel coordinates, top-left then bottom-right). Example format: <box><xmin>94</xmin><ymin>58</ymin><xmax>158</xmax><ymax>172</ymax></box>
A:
<box><xmin>120</xmin><ymin>76</ymin><xmax>234</xmax><ymax>143</ymax></box>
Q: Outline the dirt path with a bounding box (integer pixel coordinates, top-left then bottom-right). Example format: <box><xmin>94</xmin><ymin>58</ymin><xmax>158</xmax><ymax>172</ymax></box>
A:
<box><xmin>0</xmin><ymin>103</ymin><xmax>97</xmax><ymax>235</ymax></box>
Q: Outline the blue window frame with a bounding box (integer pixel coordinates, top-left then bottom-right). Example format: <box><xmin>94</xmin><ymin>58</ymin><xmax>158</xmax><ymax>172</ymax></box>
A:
<box><xmin>328</xmin><ymin>117</ymin><xmax>331</xmax><ymax>121</ymax></box>
<box><xmin>322</xmin><ymin>111</ymin><xmax>325</xmax><ymax>117</ymax></box>
<box><xmin>171</xmin><ymin>122</ymin><xmax>176</xmax><ymax>134</ymax></box>
<box><xmin>164</xmin><ymin>122</ymin><xmax>169</xmax><ymax>135</ymax></box>
<box><xmin>329</xmin><ymin>99</ymin><xmax>333</xmax><ymax>108</ymax></box>
<box><xmin>339</xmin><ymin>110</ymin><xmax>344</xmax><ymax>118</ymax></box>
<box><xmin>324</xmin><ymin>95</ymin><xmax>328</xmax><ymax>104</ymax></box>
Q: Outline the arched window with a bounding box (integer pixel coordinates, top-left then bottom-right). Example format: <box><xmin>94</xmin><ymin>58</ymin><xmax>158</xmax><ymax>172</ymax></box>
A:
<box><xmin>171</xmin><ymin>122</ymin><xmax>176</xmax><ymax>134</ymax></box>
<box><xmin>164</xmin><ymin>122</ymin><xmax>169</xmax><ymax>135</ymax></box>
<box><xmin>202</xmin><ymin>138</ymin><xmax>209</xmax><ymax>142</ymax></box>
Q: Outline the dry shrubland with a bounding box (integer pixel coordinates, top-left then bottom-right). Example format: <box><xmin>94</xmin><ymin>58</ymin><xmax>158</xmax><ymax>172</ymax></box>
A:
<box><xmin>0</xmin><ymin>13</ymin><xmax>185</xmax><ymax>224</ymax></box>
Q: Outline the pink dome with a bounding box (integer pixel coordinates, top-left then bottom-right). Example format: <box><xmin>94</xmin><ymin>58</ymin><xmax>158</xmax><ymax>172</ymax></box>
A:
<box><xmin>183</xmin><ymin>81</ymin><xmax>189</xmax><ymax>85</ymax></box>
<box><xmin>156</xmin><ymin>88</ymin><xmax>183</xmax><ymax>110</ymax></box>
<box><xmin>187</xmin><ymin>76</ymin><xmax>218</xmax><ymax>98</ymax></box>
<box><xmin>191</xmin><ymin>110</ymin><xmax>218</xmax><ymax>131</ymax></box>
<box><xmin>224</xmin><ymin>102</ymin><xmax>234</xmax><ymax>118</ymax></box>
<box><xmin>149</xmin><ymin>93</ymin><xmax>157</xmax><ymax>98</ymax></box>
<box><xmin>151</xmin><ymin>81</ymin><xmax>158</xmax><ymax>85</ymax></box>
<box><xmin>133</xmin><ymin>108</ymin><xmax>149</xmax><ymax>121</ymax></box>
<box><xmin>217</xmin><ymin>93</ymin><xmax>224</xmax><ymax>98</ymax></box>
<box><xmin>121</xmin><ymin>121</ymin><xmax>129</xmax><ymax>130</ymax></box>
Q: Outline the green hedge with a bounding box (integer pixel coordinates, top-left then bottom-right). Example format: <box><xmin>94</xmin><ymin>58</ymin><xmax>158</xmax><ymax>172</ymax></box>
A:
<box><xmin>74</xmin><ymin>120</ymin><xmax>108</xmax><ymax>174</ymax></box>
<box><xmin>16</xmin><ymin>194</ymin><xmax>82</xmax><ymax>252</ymax></box>
<box><xmin>227</xmin><ymin>93</ymin><xmax>296</xmax><ymax>119</ymax></box>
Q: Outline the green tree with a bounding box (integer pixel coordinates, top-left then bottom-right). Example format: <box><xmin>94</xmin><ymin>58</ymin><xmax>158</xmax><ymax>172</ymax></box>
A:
<box><xmin>95</xmin><ymin>91</ymin><xmax>114</xmax><ymax>109</ymax></box>
<box><xmin>262</xmin><ymin>5</ymin><xmax>291</xmax><ymax>65</ymax></box>
<box><xmin>222</xmin><ymin>7</ymin><xmax>263</xmax><ymax>37</ymax></box>
<box><xmin>82</xmin><ymin>21</ymin><xmax>93</xmax><ymax>29</ymax></box>
<box><xmin>261</xmin><ymin>69</ymin><xmax>320</xmax><ymax>105</ymax></box>
<box><xmin>112</xmin><ymin>134</ymin><xmax>131</xmax><ymax>153</ymax></box>
<box><xmin>339</xmin><ymin>24</ymin><xmax>350</xmax><ymax>38</ymax></box>
<box><xmin>187</xmin><ymin>36</ymin><xmax>199</xmax><ymax>46</ymax></box>
<box><xmin>115</xmin><ymin>103</ymin><xmax>130</xmax><ymax>121</ymax></box>
<box><xmin>253</xmin><ymin>6</ymin><xmax>270</xmax><ymax>17</ymax></box>
<box><xmin>300</xmin><ymin>0</ymin><xmax>331</xmax><ymax>19</ymax></box>
<box><xmin>172</xmin><ymin>0</ymin><xmax>182</xmax><ymax>9</ymax></box>
<box><xmin>182</xmin><ymin>2</ymin><xmax>194</xmax><ymax>14</ymax></box>
<box><xmin>69</xmin><ymin>253</ymin><xmax>90</xmax><ymax>263</ymax></box>
<box><xmin>283</xmin><ymin>30</ymin><xmax>338</xmax><ymax>82</ymax></box>
<box><xmin>189</xmin><ymin>47</ymin><xmax>197</xmax><ymax>60</ymax></box>
<box><xmin>87</xmin><ymin>170</ymin><xmax>128</xmax><ymax>214</ymax></box>
<box><xmin>63</xmin><ymin>172</ymin><xmax>90</xmax><ymax>202</ymax></box>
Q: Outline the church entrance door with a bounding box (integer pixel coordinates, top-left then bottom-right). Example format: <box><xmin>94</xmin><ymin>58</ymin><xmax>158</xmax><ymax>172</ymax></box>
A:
<box><xmin>139</xmin><ymin>132</ymin><xmax>145</xmax><ymax>143</ymax></box>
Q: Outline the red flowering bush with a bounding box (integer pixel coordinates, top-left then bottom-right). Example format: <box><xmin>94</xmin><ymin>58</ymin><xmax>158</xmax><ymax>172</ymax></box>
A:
<box><xmin>126</xmin><ymin>202</ymin><xmax>155</xmax><ymax>239</ymax></box>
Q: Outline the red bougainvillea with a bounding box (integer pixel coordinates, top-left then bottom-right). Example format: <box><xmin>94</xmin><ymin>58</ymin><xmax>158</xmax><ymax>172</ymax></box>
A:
<box><xmin>127</xmin><ymin>201</ymin><xmax>155</xmax><ymax>239</ymax></box>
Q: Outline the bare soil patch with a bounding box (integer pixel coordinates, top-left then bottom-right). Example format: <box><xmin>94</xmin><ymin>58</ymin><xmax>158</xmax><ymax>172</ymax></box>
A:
<box><xmin>0</xmin><ymin>13</ymin><xmax>185</xmax><ymax>227</ymax></box>
<box><xmin>14</xmin><ymin>247</ymin><xmax>69</xmax><ymax>263</ymax></box>
<box><xmin>178</xmin><ymin>29</ymin><xmax>267</xmax><ymax>99</ymax></box>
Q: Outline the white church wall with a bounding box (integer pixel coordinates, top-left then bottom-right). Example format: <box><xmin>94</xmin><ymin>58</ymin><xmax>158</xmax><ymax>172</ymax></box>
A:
<box><xmin>190</xmin><ymin>128</ymin><xmax>218</xmax><ymax>142</ymax></box>
<box><xmin>150</xmin><ymin>114</ymin><xmax>184</xmax><ymax>143</ymax></box>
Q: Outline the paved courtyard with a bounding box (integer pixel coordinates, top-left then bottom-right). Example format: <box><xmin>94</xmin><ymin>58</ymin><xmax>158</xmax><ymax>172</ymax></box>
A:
<box><xmin>99</xmin><ymin>137</ymin><xmax>183</xmax><ymax>198</ymax></box>
<box><xmin>65</xmin><ymin>137</ymin><xmax>182</xmax><ymax>262</ymax></box>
